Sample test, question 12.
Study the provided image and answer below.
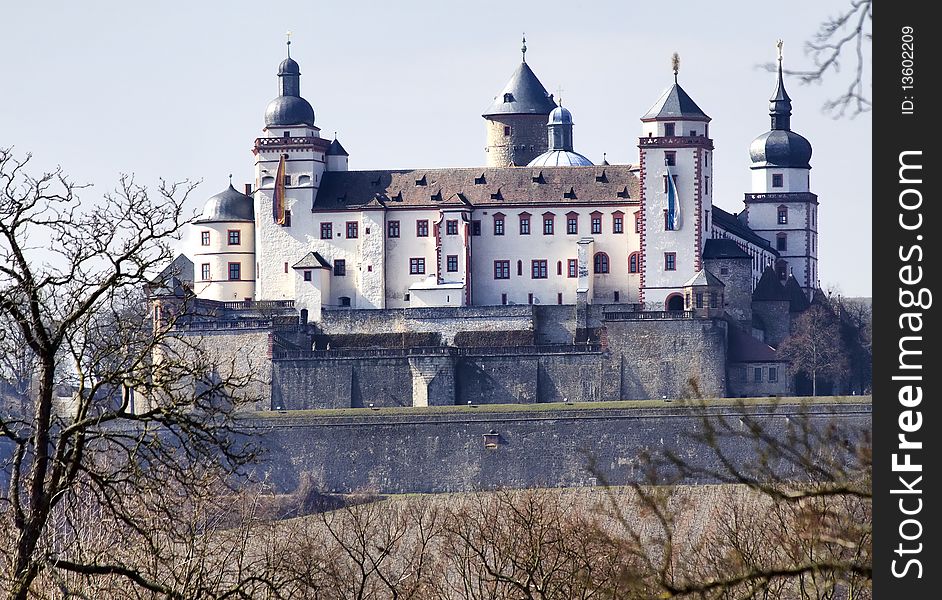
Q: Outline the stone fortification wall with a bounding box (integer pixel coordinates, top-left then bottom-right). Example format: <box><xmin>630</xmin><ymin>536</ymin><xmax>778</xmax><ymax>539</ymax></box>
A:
<box><xmin>246</xmin><ymin>400</ymin><xmax>872</xmax><ymax>494</ymax></box>
<box><xmin>317</xmin><ymin>306</ymin><xmax>534</xmax><ymax>344</ymax></box>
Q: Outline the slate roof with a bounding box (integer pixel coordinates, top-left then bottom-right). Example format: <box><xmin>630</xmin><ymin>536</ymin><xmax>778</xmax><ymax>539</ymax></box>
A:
<box><xmin>784</xmin><ymin>274</ymin><xmax>811</xmax><ymax>312</ymax></box>
<box><xmin>196</xmin><ymin>184</ymin><xmax>255</xmax><ymax>223</ymax></box>
<box><xmin>641</xmin><ymin>83</ymin><xmax>710</xmax><ymax>121</ymax></box>
<box><xmin>752</xmin><ymin>266</ymin><xmax>788</xmax><ymax>302</ymax></box>
<box><xmin>727</xmin><ymin>322</ymin><xmax>782</xmax><ymax>363</ymax></box>
<box><xmin>683</xmin><ymin>269</ymin><xmax>725</xmax><ymax>288</ymax></box>
<box><xmin>703</xmin><ymin>238</ymin><xmax>751</xmax><ymax>260</ymax></box>
<box><xmin>293</xmin><ymin>252</ymin><xmax>332</xmax><ymax>270</ymax></box>
<box><xmin>712</xmin><ymin>206</ymin><xmax>777</xmax><ymax>255</ymax></box>
<box><xmin>314</xmin><ymin>165</ymin><xmax>640</xmax><ymax>211</ymax></box>
<box><xmin>483</xmin><ymin>62</ymin><xmax>557</xmax><ymax>116</ymax></box>
<box><xmin>327</xmin><ymin>138</ymin><xmax>348</xmax><ymax>156</ymax></box>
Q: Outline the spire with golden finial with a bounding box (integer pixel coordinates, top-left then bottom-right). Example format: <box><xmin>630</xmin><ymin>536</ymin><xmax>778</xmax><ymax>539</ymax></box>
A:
<box><xmin>672</xmin><ymin>52</ymin><xmax>680</xmax><ymax>83</ymax></box>
<box><xmin>521</xmin><ymin>33</ymin><xmax>527</xmax><ymax>63</ymax></box>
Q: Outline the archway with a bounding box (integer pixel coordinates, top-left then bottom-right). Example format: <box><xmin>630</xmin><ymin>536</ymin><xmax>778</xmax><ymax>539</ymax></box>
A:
<box><xmin>665</xmin><ymin>293</ymin><xmax>684</xmax><ymax>311</ymax></box>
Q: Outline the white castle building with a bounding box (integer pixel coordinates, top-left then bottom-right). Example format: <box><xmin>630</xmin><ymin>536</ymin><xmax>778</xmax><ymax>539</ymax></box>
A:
<box><xmin>186</xmin><ymin>40</ymin><xmax>818</xmax><ymax>319</ymax></box>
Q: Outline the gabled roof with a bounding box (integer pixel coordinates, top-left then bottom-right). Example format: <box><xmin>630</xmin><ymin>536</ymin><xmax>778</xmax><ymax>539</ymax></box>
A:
<box><xmin>292</xmin><ymin>251</ymin><xmax>332</xmax><ymax>270</ymax></box>
<box><xmin>315</xmin><ymin>165</ymin><xmax>640</xmax><ymax>211</ymax></box>
<box><xmin>784</xmin><ymin>274</ymin><xmax>811</xmax><ymax>312</ymax></box>
<box><xmin>703</xmin><ymin>238</ymin><xmax>750</xmax><ymax>260</ymax></box>
<box><xmin>712</xmin><ymin>206</ymin><xmax>777</xmax><ymax>255</ymax></box>
<box><xmin>727</xmin><ymin>322</ymin><xmax>782</xmax><ymax>363</ymax></box>
<box><xmin>483</xmin><ymin>62</ymin><xmax>557</xmax><ymax>117</ymax></box>
<box><xmin>641</xmin><ymin>83</ymin><xmax>710</xmax><ymax>121</ymax></box>
<box><xmin>683</xmin><ymin>269</ymin><xmax>725</xmax><ymax>288</ymax></box>
<box><xmin>753</xmin><ymin>266</ymin><xmax>788</xmax><ymax>302</ymax></box>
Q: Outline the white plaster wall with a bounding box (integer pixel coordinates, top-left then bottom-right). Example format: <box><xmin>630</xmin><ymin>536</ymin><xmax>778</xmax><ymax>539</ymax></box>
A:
<box><xmin>640</xmin><ymin>119</ymin><xmax>708</xmax><ymax>139</ymax></box>
<box><xmin>358</xmin><ymin>209</ymin><xmax>386</xmax><ymax>309</ymax></box>
<box><xmin>744</xmin><ymin>201</ymin><xmax>816</xmax><ymax>290</ymax></box>
<box><xmin>750</xmin><ymin>167</ymin><xmax>810</xmax><ymax>193</ymax></box>
<box><xmin>410</xmin><ymin>284</ymin><xmax>464</xmax><ymax>307</ymax></box>
<box><xmin>469</xmin><ymin>206</ymin><xmax>633</xmax><ymax>306</ymax></box>
<box><xmin>254</xmin><ymin>143</ymin><xmax>324</xmax><ymax>300</ymax></box>
<box><xmin>383</xmin><ymin>209</ymin><xmax>442</xmax><ymax>307</ymax></box>
<box><xmin>641</xmin><ymin>146</ymin><xmax>702</xmax><ymax>307</ymax></box>
<box><xmin>293</xmin><ymin>267</ymin><xmax>330</xmax><ymax>317</ymax></box>
<box><xmin>191</xmin><ymin>221</ymin><xmax>256</xmax><ymax>301</ymax></box>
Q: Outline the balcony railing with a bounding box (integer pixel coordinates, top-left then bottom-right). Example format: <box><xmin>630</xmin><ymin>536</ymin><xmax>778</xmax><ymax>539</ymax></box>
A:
<box><xmin>603</xmin><ymin>310</ymin><xmax>695</xmax><ymax>321</ymax></box>
<box><xmin>638</xmin><ymin>136</ymin><xmax>713</xmax><ymax>149</ymax></box>
<box><xmin>220</xmin><ymin>300</ymin><xmax>295</xmax><ymax>310</ymax></box>
<box><xmin>273</xmin><ymin>343</ymin><xmax>602</xmax><ymax>360</ymax></box>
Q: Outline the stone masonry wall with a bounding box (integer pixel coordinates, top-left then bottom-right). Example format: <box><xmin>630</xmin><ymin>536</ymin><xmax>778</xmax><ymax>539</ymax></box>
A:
<box><xmin>246</xmin><ymin>401</ymin><xmax>872</xmax><ymax>494</ymax></box>
<box><xmin>317</xmin><ymin>306</ymin><xmax>534</xmax><ymax>345</ymax></box>
<box><xmin>484</xmin><ymin>115</ymin><xmax>548</xmax><ymax>168</ymax></box>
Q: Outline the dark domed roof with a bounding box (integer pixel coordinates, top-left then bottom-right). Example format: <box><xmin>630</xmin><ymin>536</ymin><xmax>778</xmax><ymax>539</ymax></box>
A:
<box><xmin>278</xmin><ymin>57</ymin><xmax>300</xmax><ymax>75</ymax></box>
<box><xmin>749</xmin><ymin>129</ymin><xmax>812</xmax><ymax>169</ymax></box>
<box><xmin>483</xmin><ymin>62</ymin><xmax>557</xmax><ymax>117</ymax></box>
<box><xmin>265</xmin><ymin>95</ymin><xmax>315</xmax><ymax>127</ymax></box>
<box><xmin>196</xmin><ymin>184</ymin><xmax>254</xmax><ymax>223</ymax></box>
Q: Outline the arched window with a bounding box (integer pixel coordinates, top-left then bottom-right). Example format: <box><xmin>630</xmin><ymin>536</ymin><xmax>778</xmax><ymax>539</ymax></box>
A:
<box><xmin>557</xmin><ymin>261</ymin><xmax>562</xmax><ymax>276</ymax></box>
<box><xmin>777</xmin><ymin>205</ymin><xmax>788</xmax><ymax>225</ymax></box>
<box><xmin>628</xmin><ymin>252</ymin><xmax>640</xmax><ymax>274</ymax></box>
<box><xmin>517</xmin><ymin>260</ymin><xmax>523</xmax><ymax>276</ymax></box>
<box><xmin>593</xmin><ymin>252</ymin><xmax>609</xmax><ymax>274</ymax></box>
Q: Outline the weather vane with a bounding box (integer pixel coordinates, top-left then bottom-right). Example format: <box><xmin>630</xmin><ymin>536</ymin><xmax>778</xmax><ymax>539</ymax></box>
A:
<box><xmin>286</xmin><ymin>30</ymin><xmax>292</xmax><ymax>57</ymax></box>
<box><xmin>521</xmin><ymin>33</ymin><xmax>527</xmax><ymax>63</ymax></box>
<box><xmin>672</xmin><ymin>52</ymin><xmax>680</xmax><ymax>83</ymax></box>
<box><xmin>556</xmin><ymin>85</ymin><xmax>565</xmax><ymax>106</ymax></box>
<box><xmin>776</xmin><ymin>39</ymin><xmax>784</xmax><ymax>62</ymax></box>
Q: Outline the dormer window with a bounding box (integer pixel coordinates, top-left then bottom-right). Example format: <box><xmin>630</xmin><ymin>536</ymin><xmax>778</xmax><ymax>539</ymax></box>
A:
<box><xmin>503</xmin><ymin>93</ymin><xmax>514</xmax><ymax>103</ymax></box>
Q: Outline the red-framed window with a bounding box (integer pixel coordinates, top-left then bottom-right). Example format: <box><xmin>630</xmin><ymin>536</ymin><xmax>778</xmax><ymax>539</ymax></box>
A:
<box><xmin>471</xmin><ymin>220</ymin><xmax>481</xmax><ymax>236</ymax></box>
<box><xmin>200</xmin><ymin>263</ymin><xmax>210</xmax><ymax>281</ymax></box>
<box><xmin>634</xmin><ymin>211</ymin><xmax>641</xmax><ymax>233</ymax></box>
<box><xmin>333</xmin><ymin>259</ymin><xmax>346</xmax><ymax>276</ymax></box>
<box><xmin>519</xmin><ymin>213</ymin><xmax>531</xmax><ymax>235</ymax></box>
<box><xmin>416</xmin><ymin>220</ymin><xmax>429</xmax><ymax>237</ymax></box>
<box><xmin>494</xmin><ymin>260</ymin><xmax>510</xmax><ymax>279</ymax></box>
<box><xmin>567</xmin><ymin>259</ymin><xmax>578</xmax><ymax>278</ymax></box>
<box><xmin>446</xmin><ymin>220</ymin><xmax>459</xmax><ymax>235</ymax></box>
<box><xmin>387</xmin><ymin>220</ymin><xmax>400</xmax><ymax>238</ymax></box>
<box><xmin>543</xmin><ymin>214</ymin><xmax>555</xmax><ymax>235</ymax></box>
<box><xmin>200</xmin><ymin>231</ymin><xmax>210</xmax><ymax>246</ymax></box>
<box><xmin>227</xmin><ymin>229</ymin><xmax>241</xmax><ymax>246</ymax></box>
<box><xmin>628</xmin><ymin>252</ymin><xmax>640</xmax><ymax>274</ymax></box>
<box><xmin>446</xmin><ymin>255</ymin><xmax>458</xmax><ymax>272</ymax></box>
<box><xmin>591</xmin><ymin>213</ymin><xmax>602</xmax><ymax>234</ymax></box>
<box><xmin>410</xmin><ymin>257</ymin><xmax>426</xmax><ymax>275</ymax></box>
<box><xmin>556</xmin><ymin>261</ymin><xmax>562</xmax><ymax>276</ymax></box>
<box><xmin>493</xmin><ymin>213</ymin><xmax>505</xmax><ymax>236</ymax></box>
<box><xmin>227</xmin><ymin>262</ymin><xmax>241</xmax><ymax>281</ymax></box>
<box><xmin>346</xmin><ymin>221</ymin><xmax>358</xmax><ymax>238</ymax></box>
<box><xmin>664</xmin><ymin>252</ymin><xmax>676</xmax><ymax>271</ymax></box>
<box><xmin>566</xmin><ymin>213</ymin><xmax>578</xmax><ymax>235</ymax></box>
<box><xmin>531</xmin><ymin>260</ymin><xmax>548</xmax><ymax>279</ymax></box>
<box><xmin>593</xmin><ymin>252</ymin><xmax>610</xmax><ymax>274</ymax></box>
<box><xmin>321</xmin><ymin>222</ymin><xmax>333</xmax><ymax>239</ymax></box>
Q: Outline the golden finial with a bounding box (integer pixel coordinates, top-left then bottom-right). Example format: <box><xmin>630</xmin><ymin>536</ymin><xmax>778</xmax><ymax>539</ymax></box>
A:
<box><xmin>521</xmin><ymin>33</ymin><xmax>527</xmax><ymax>63</ymax></box>
<box><xmin>671</xmin><ymin>52</ymin><xmax>680</xmax><ymax>83</ymax></box>
<box><xmin>556</xmin><ymin>85</ymin><xmax>565</xmax><ymax>106</ymax></box>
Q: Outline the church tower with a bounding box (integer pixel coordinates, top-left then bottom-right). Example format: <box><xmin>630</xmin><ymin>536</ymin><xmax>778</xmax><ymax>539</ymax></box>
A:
<box><xmin>743</xmin><ymin>42</ymin><xmax>818</xmax><ymax>299</ymax></box>
<box><xmin>637</xmin><ymin>55</ymin><xmax>714</xmax><ymax>309</ymax></box>
<box><xmin>253</xmin><ymin>40</ymin><xmax>333</xmax><ymax>300</ymax></box>
<box><xmin>482</xmin><ymin>37</ymin><xmax>557</xmax><ymax>167</ymax></box>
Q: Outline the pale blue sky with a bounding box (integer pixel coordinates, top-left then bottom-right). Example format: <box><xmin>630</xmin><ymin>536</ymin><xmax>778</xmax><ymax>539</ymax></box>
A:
<box><xmin>1</xmin><ymin>1</ymin><xmax>871</xmax><ymax>296</ymax></box>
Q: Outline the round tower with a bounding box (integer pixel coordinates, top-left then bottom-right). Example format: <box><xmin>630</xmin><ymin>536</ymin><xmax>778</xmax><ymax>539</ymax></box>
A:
<box><xmin>743</xmin><ymin>41</ymin><xmax>818</xmax><ymax>298</ymax></box>
<box><xmin>191</xmin><ymin>182</ymin><xmax>256</xmax><ymax>301</ymax></box>
<box><xmin>482</xmin><ymin>37</ymin><xmax>557</xmax><ymax>167</ymax></box>
<box><xmin>637</xmin><ymin>54</ymin><xmax>714</xmax><ymax>309</ymax></box>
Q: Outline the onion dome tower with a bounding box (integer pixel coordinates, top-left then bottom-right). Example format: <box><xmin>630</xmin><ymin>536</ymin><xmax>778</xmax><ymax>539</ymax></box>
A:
<box><xmin>482</xmin><ymin>36</ymin><xmax>558</xmax><ymax>167</ymax></box>
<box><xmin>253</xmin><ymin>37</ymin><xmax>333</xmax><ymax>301</ymax></box>
<box><xmin>637</xmin><ymin>53</ymin><xmax>714</xmax><ymax>309</ymax></box>
<box><xmin>191</xmin><ymin>180</ymin><xmax>256</xmax><ymax>301</ymax></box>
<box><xmin>527</xmin><ymin>103</ymin><xmax>593</xmax><ymax>167</ymax></box>
<box><xmin>743</xmin><ymin>41</ymin><xmax>818</xmax><ymax>299</ymax></box>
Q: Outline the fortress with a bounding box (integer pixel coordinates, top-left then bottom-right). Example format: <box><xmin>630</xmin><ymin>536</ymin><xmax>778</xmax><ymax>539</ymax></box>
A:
<box><xmin>152</xmin><ymin>38</ymin><xmax>823</xmax><ymax>409</ymax></box>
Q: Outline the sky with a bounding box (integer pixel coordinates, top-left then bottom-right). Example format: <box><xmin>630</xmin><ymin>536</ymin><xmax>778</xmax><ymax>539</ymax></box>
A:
<box><xmin>1</xmin><ymin>0</ymin><xmax>871</xmax><ymax>297</ymax></box>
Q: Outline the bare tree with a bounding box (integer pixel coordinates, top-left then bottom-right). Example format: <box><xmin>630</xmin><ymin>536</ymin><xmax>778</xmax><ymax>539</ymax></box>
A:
<box><xmin>0</xmin><ymin>148</ymin><xmax>263</xmax><ymax>599</ymax></box>
<box><xmin>779</xmin><ymin>304</ymin><xmax>850</xmax><ymax>395</ymax></box>
<box><xmin>768</xmin><ymin>0</ymin><xmax>872</xmax><ymax>117</ymax></box>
